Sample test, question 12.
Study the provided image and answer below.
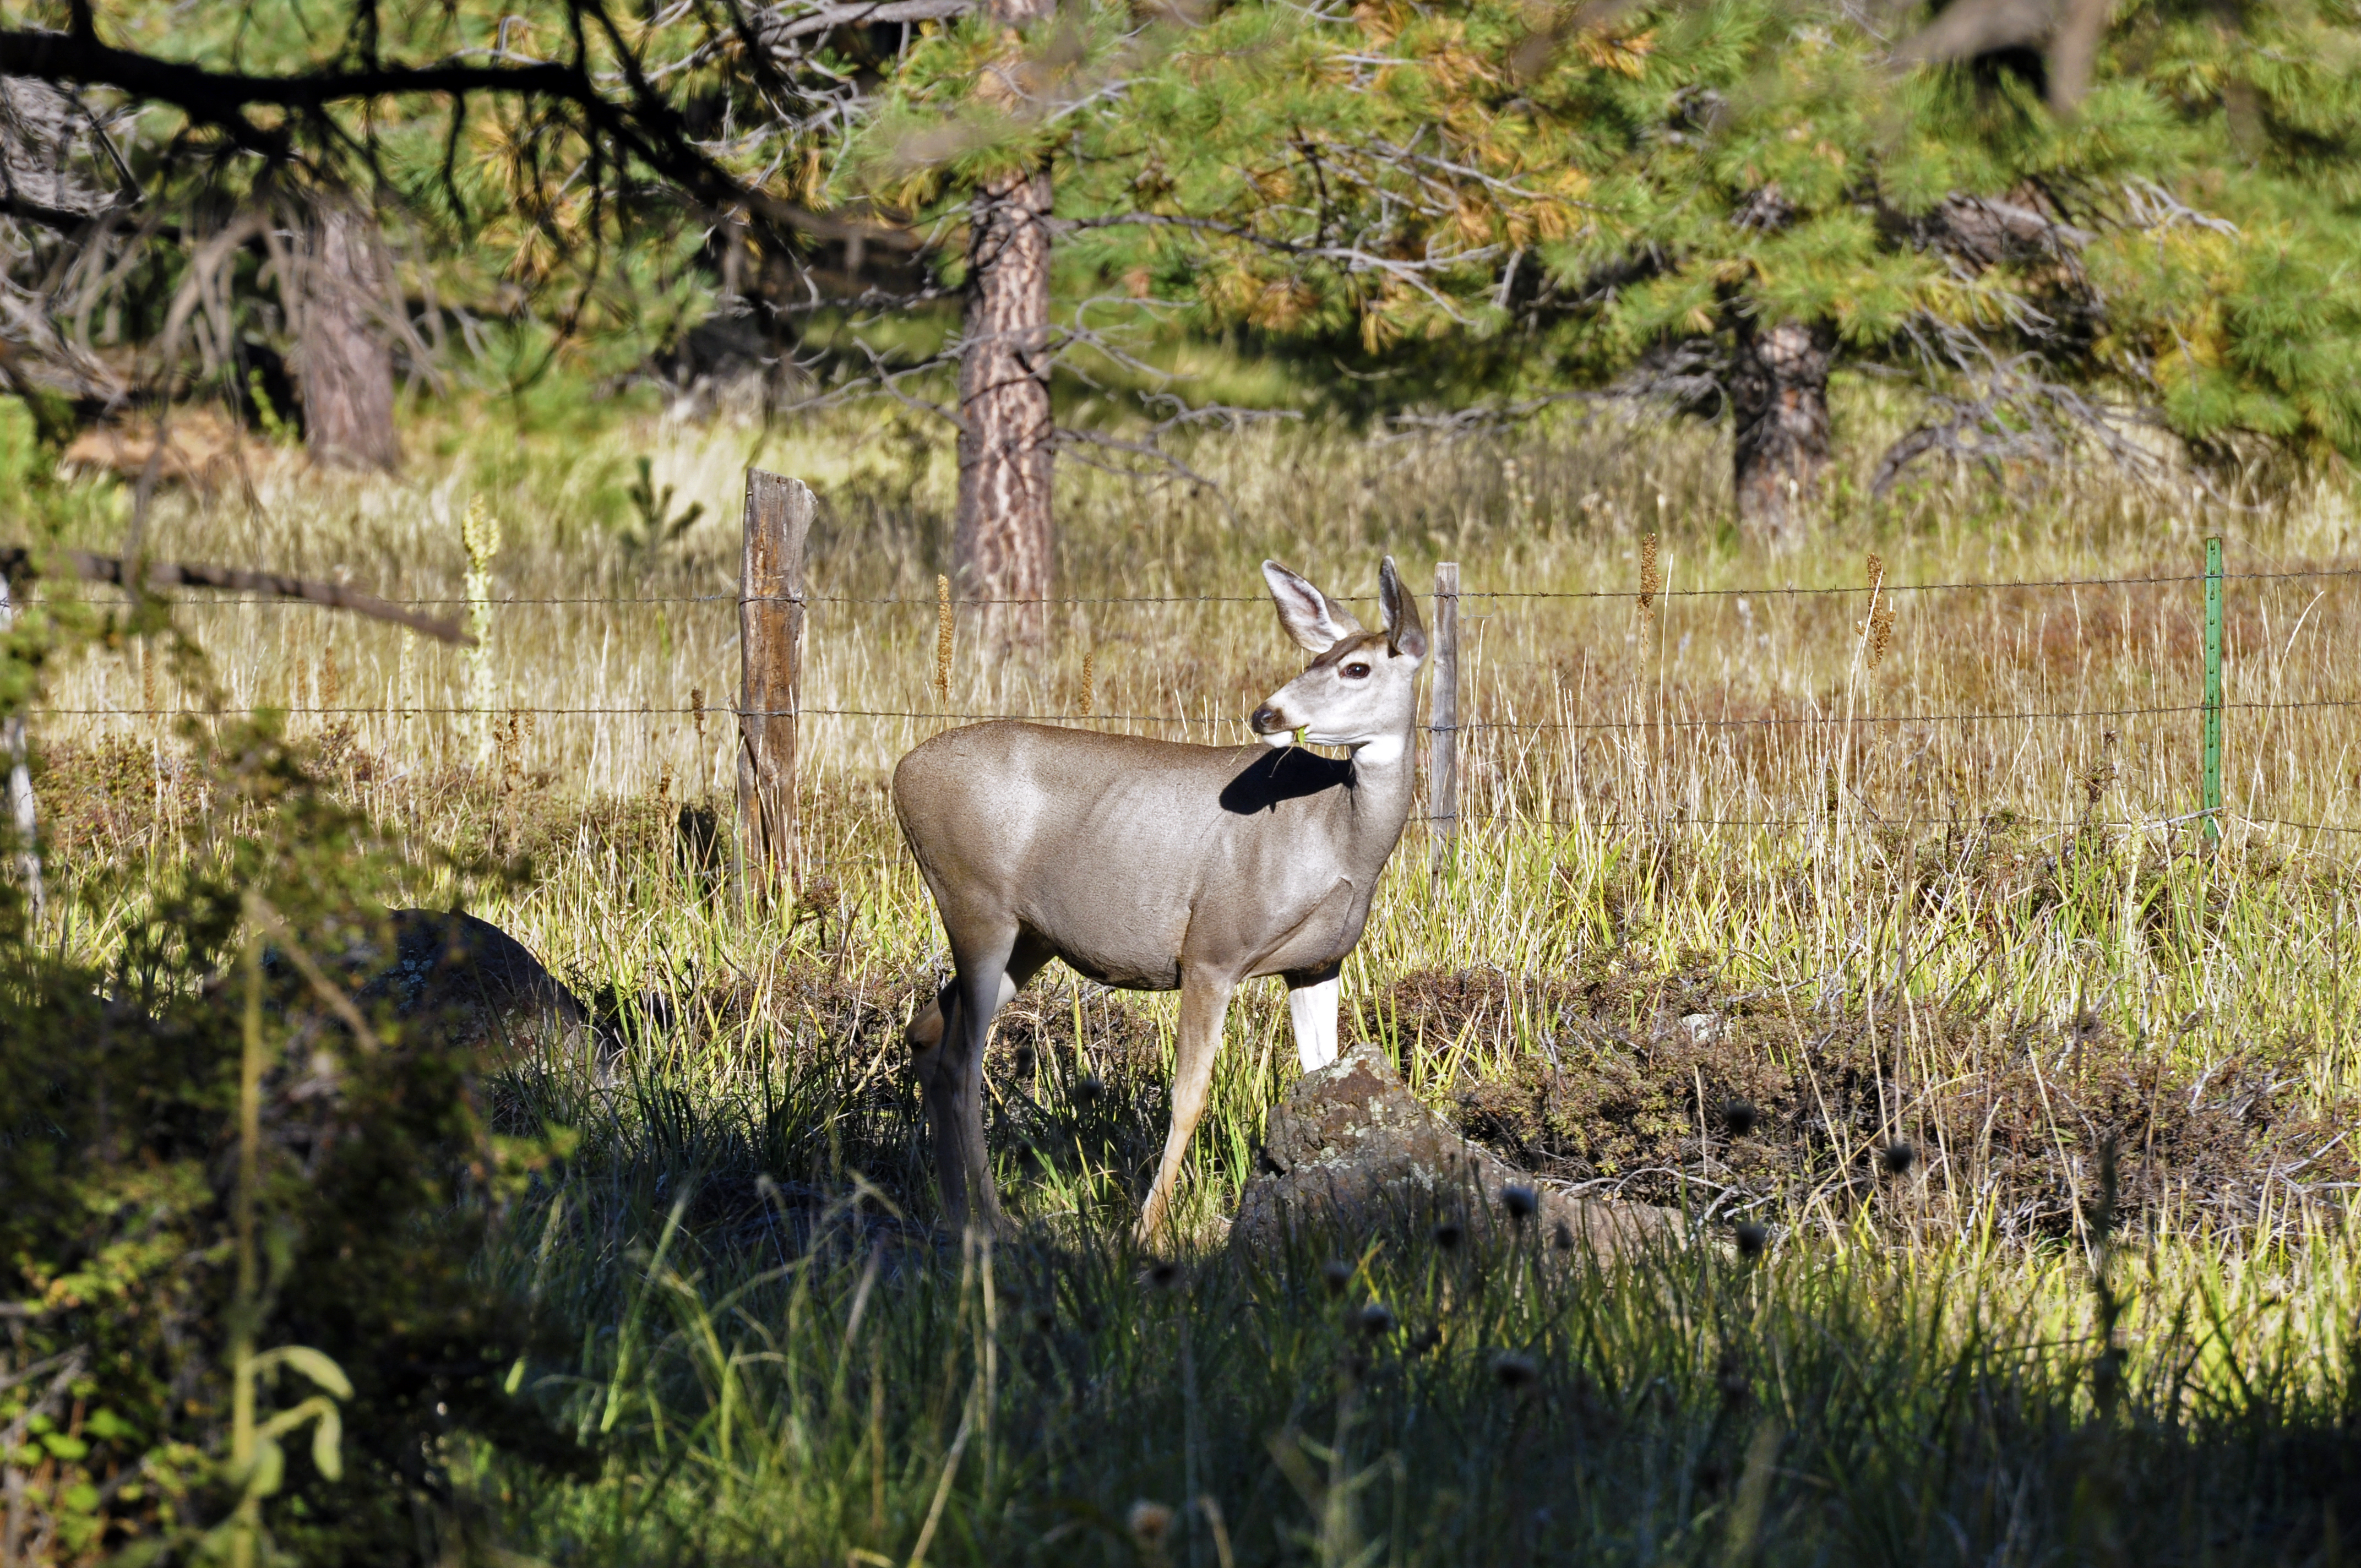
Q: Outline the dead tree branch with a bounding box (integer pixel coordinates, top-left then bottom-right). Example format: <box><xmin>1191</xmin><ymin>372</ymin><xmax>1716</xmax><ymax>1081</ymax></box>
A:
<box><xmin>0</xmin><ymin>547</ymin><xmax>472</xmax><ymax>644</ymax></box>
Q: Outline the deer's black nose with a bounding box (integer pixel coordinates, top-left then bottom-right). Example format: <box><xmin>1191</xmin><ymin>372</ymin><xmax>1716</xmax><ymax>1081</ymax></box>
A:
<box><xmin>1251</xmin><ymin>704</ymin><xmax>1285</xmax><ymax>733</ymax></box>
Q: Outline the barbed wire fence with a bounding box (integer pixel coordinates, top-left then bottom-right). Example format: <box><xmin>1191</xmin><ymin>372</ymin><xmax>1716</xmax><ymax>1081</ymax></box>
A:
<box><xmin>12</xmin><ymin>467</ymin><xmax>2361</xmax><ymax>917</ymax></box>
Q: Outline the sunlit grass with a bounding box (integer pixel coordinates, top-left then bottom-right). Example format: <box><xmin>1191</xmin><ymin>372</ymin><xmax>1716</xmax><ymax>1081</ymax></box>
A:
<box><xmin>20</xmin><ymin>380</ymin><xmax>2361</xmax><ymax>1561</ymax></box>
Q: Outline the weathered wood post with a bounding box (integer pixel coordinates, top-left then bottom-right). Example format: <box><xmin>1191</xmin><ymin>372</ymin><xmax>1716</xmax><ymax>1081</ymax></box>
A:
<box><xmin>0</xmin><ymin>568</ymin><xmax>41</xmax><ymax>924</ymax></box>
<box><xmin>736</xmin><ymin>471</ymin><xmax>813</xmax><ymax>908</ymax></box>
<box><xmin>1428</xmin><ymin>560</ymin><xmax>1460</xmax><ymax>876</ymax></box>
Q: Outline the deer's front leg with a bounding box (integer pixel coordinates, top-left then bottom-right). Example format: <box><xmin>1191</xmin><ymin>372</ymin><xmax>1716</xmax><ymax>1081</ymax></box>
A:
<box><xmin>1136</xmin><ymin>970</ymin><xmax>1236</xmax><ymax>1245</ymax></box>
<box><xmin>1285</xmin><ymin>967</ymin><xmax>1341</xmax><ymax>1071</ymax></box>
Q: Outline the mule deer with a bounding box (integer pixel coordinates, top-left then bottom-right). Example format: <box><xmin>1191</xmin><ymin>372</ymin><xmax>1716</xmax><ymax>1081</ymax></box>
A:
<box><xmin>895</xmin><ymin>557</ymin><xmax>1428</xmax><ymax>1238</ymax></box>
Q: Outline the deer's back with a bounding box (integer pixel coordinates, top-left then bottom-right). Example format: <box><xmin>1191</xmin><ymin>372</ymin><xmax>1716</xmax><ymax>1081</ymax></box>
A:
<box><xmin>893</xmin><ymin>721</ymin><xmax>1258</xmax><ymax>870</ymax></box>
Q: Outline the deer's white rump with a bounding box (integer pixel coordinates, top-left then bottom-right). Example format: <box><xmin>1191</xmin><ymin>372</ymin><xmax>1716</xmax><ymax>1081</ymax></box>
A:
<box><xmin>894</xmin><ymin>557</ymin><xmax>1429</xmax><ymax>1239</ymax></box>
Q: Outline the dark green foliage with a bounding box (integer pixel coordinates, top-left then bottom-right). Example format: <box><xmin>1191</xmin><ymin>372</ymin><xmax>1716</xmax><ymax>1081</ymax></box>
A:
<box><xmin>1036</xmin><ymin>0</ymin><xmax>2361</xmax><ymax>492</ymax></box>
<box><xmin>0</xmin><ymin>714</ymin><xmax>583</xmax><ymax>1564</ymax></box>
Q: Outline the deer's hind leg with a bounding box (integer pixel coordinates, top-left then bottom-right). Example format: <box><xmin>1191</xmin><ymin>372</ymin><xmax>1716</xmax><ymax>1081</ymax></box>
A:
<box><xmin>1285</xmin><ymin>963</ymin><xmax>1342</xmax><ymax>1071</ymax></box>
<box><xmin>918</xmin><ymin>926</ymin><xmax>1053</xmax><ymax>1235</ymax></box>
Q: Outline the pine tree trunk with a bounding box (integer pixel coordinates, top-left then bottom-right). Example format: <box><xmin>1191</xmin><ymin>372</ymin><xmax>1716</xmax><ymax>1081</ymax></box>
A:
<box><xmin>954</xmin><ymin>164</ymin><xmax>1054</xmax><ymax>650</ymax></box>
<box><xmin>298</xmin><ymin>205</ymin><xmax>402</xmax><ymax>473</ymax></box>
<box><xmin>1730</xmin><ymin>317</ymin><xmax>1835</xmax><ymax>549</ymax></box>
<box><xmin>953</xmin><ymin>0</ymin><xmax>1056</xmax><ymax>651</ymax></box>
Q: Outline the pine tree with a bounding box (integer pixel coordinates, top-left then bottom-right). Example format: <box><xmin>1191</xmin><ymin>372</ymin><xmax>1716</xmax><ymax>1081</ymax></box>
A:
<box><xmin>0</xmin><ymin>0</ymin><xmax>890</xmax><ymax>441</ymax></box>
<box><xmin>1057</xmin><ymin>0</ymin><xmax>2361</xmax><ymax>542</ymax></box>
<box><xmin>19</xmin><ymin>0</ymin><xmax>2361</xmax><ymax>554</ymax></box>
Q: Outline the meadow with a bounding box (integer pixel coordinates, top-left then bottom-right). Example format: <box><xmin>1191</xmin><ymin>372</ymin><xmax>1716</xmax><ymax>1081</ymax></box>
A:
<box><xmin>15</xmin><ymin>380</ymin><xmax>2361</xmax><ymax>1564</ymax></box>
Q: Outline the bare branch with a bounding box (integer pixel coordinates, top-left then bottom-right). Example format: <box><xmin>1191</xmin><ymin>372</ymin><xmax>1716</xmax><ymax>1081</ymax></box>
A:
<box><xmin>757</xmin><ymin>0</ymin><xmax>981</xmax><ymax>48</ymax></box>
<box><xmin>0</xmin><ymin>546</ymin><xmax>474</xmax><ymax>644</ymax></box>
<box><xmin>0</xmin><ymin>24</ymin><xmax>920</xmax><ymax>251</ymax></box>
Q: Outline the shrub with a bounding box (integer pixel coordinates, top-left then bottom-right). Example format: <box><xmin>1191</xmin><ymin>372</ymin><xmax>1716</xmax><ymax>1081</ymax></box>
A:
<box><xmin>0</xmin><ymin>712</ymin><xmax>583</xmax><ymax>1566</ymax></box>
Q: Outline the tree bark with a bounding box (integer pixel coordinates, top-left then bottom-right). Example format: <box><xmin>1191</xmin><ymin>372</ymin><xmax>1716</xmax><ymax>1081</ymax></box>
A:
<box><xmin>953</xmin><ymin>0</ymin><xmax>1054</xmax><ymax>652</ymax></box>
<box><xmin>297</xmin><ymin>204</ymin><xmax>401</xmax><ymax>472</ymax></box>
<box><xmin>1730</xmin><ymin>317</ymin><xmax>1836</xmax><ymax>550</ymax></box>
<box><xmin>953</xmin><ymin>162</ymin><xmax>1054</xmax><ymax>650</ymax></box>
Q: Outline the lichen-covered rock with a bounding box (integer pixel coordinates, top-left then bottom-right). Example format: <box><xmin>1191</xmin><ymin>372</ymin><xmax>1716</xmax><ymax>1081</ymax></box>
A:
<box><xmin>350</xmin><ymin>910</ymin><xmax>598</xmax><ymax>1067</ymax></box>
<box><xmin>1230</xmin><ymin>1041</ymin><xmax>1681</xmax><ymax>1257</ymax></box>
<box><xmin>247</xmin><ymin>908</ymin><xmax>608</xmax><ymax>1080</ymax></box>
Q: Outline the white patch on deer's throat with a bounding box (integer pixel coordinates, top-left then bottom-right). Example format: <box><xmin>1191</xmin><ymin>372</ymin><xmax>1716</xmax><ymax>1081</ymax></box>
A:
<box><xmin>1352</xmin><ymin>733</ymin><xmax>1405</xmax><ymax>765</ymax></box>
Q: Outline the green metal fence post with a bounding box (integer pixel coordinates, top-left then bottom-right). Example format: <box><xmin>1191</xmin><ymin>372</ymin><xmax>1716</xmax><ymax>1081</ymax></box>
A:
<box><xmin>2203</xmin><ymin>535</ymin><xmax>2223</xmax><ymax>842</ymax></box>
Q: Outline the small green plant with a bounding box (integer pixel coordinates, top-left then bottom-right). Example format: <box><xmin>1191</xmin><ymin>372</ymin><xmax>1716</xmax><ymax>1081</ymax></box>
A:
<box><xmin>206</xmin><ymin>930</ymin><xmax>351</xmax><ymax>1568</ymax></box>
<box><xmin>244</xmin><ymin>369</ymin><xmax>291</xmax><ymax>445</ymax></box>
<box><xmin>1</xmin><ymin>692</ymin><xmax>581</xmax><ymax>1562</ymax></box>
<box><xmin>623</xmin><ymin>455</ymin><xmax>705</xmax><ymax>557</ymax></box>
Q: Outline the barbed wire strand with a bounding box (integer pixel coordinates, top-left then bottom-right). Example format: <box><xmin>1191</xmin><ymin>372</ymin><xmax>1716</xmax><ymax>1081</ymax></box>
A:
<box><xmin>1423</xmin><ymin>810</ymin><xmax>2361</xmax><ymax>835</ymax></box>
<box><xmin>31</xmin><ymin>561</ymin><xmax>2361</xmax><ymax>611</ymax></box>
<box><xmin>32</xmin><ymin>560</ymin><xmax>2361</xmax><ymax>834</ymax></box>
<box><xmin>36</xmin><ymin>695</ymin><xmax>2361</xmax><ymax>728</ymax></box>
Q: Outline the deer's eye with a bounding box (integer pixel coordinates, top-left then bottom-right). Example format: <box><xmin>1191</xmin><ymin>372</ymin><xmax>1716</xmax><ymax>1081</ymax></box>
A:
<box><xmin>1342</xmin><ymin>662</ymin><xmax>1372</xmax><ymax>679</ymax></box>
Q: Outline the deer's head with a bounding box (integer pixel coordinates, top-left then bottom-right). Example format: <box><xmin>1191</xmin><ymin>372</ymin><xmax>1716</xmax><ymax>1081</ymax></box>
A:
<box><xmin>1250</xmin><ymin>557</ymin><xmax>1428</xmax><ymax>760</ymax></box>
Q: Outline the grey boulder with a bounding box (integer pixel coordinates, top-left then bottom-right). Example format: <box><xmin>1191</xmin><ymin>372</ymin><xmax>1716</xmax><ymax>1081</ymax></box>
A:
<box><xmin>254</xmin><ymin>908</ymin><xmax>607</xmax><ymax>1077</ymax></box>
<box><xmin>351</xmin><ymin>909</ymin><xmax>599</xmax><ymax>1067</ymax></box>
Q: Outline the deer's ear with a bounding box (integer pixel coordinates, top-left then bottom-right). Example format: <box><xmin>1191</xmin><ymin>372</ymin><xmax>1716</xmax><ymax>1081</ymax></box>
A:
<box><xmin>1263</xmin><ymin>560</ymin><xmax>1362</xmax><ymax>654</ymax></box>
<box><xmin>1379</xmin><ymin>556</ymin><xmax>1427</xmax><ymax>660</ymax></box>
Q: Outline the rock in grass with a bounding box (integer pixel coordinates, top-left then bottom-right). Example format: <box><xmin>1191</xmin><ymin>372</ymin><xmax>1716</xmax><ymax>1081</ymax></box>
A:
<box><xmin>1229</xmin><ymin>1042</ymin><xmax>1679</xmax><ymax>1257</ymax></box>
<box><xmin>356</xmin><ymin>910</ymin><xmax>597</xmax><ymax>1063</ymax></box>
<box><xmin>255</xmin><ymin>908</ymin><xmax>609</xmax><ymax>1079</ymax></box>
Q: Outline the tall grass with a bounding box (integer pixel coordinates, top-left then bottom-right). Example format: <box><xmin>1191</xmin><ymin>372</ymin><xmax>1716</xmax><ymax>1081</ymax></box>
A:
<box><xmin>38</xmin><ymin>384</ymin><xmax>2361</xmax><ymax>825</ymax></box>
<box><xmin>31</xmin><ymin>386</ymin><xmax>2361</xmax><ymax>1171</ymax></box>
<box><xmin>20</xmin><ymin>380</ymin><xmax>2361</xmax><ymax>1561</ymax></box>
<box><xmin>477</xmin><ymin>1136</ymin><xmax>2361</xmax><ymax>1566</ymax></box>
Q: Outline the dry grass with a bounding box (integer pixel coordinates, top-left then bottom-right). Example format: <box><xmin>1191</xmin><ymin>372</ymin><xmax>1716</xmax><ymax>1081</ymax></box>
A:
<box><xmin>18</xmin><ymin>384</ymin><xmax>2361</xmax><ymax>1242</ymax></box>
<box><xmin>28</xmin><ymin>385</ymin><xmax>2361</xmax><ymax>1564</ymax></box>
<box><xmin>35</xmin><ymin>390</ymin><xmax>2361</xmax><ymax>820</ymax></box>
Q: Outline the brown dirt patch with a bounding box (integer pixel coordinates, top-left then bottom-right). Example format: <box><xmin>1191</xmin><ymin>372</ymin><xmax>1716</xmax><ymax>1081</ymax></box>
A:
<box><xmin>1380</xmin><ymin>964</ymin><xmax>2359</xmax><ymax>1242</ymax></box>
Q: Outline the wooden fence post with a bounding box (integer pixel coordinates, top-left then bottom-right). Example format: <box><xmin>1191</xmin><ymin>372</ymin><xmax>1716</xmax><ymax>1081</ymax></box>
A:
<box><xmin>737</xmin><ymin>471</ymin><xmax>813</xmax><ymax>907</ymax></box>
<box><xmin>1428</xmin><ymin>560</ymin><xmax>1460</xmax><ymax>875</ymax></box>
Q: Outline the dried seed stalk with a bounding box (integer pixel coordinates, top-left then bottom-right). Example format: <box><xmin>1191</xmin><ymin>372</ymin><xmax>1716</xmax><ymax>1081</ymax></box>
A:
<box><xmin>1859</xmin><ymin>552</ymin><xmax>1896</xmax><ymax>669</ymax></box>
<box><xmin>1638</xmin><ymin>532</ymin><xmax>1662</xmax><ymax>623</ymax></box>
<box><xmin>935</xmin><ymin>574</ymin><xmax>954</xmax><ymax>703</ymax></box>
<box><xmin>462</xmin><ymin>496</ymin><xmax>501</xmax><ymax>766</ymax></box>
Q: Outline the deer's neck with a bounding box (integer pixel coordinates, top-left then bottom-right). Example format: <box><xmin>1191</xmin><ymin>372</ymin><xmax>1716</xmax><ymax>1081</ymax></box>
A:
<box><xmin>1336</xmin><ymin>722</ymin><xmax>1418</xmax><ymax>862</ymax></box>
